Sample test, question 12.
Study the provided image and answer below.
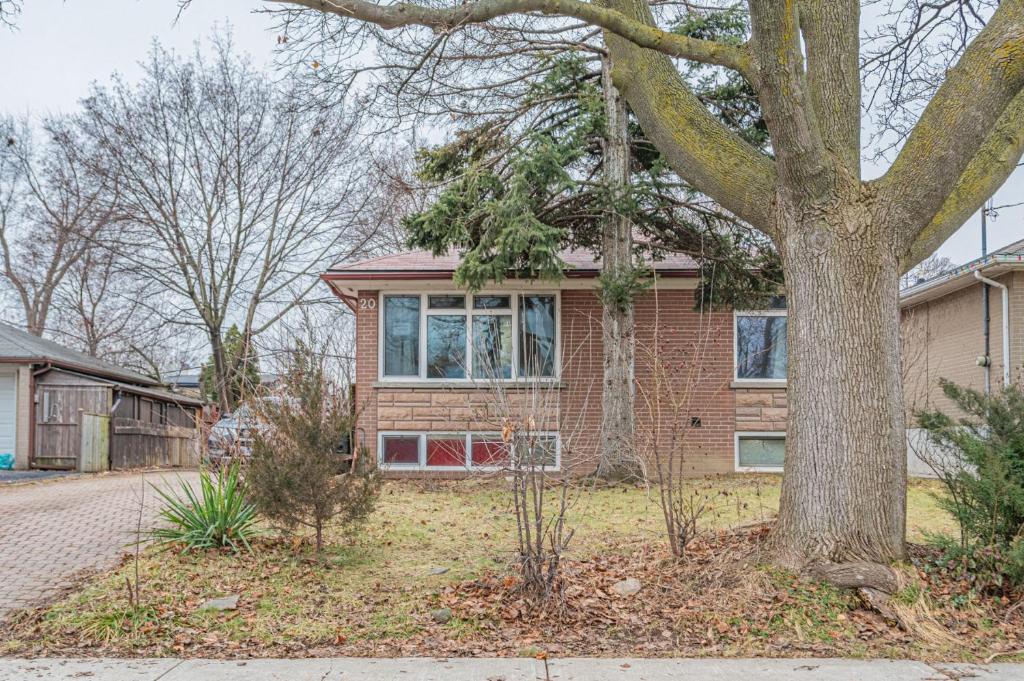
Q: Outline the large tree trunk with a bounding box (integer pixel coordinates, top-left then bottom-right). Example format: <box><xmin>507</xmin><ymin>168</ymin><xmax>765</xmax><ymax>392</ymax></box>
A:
<box><xmin>596</xmin><ymin>55</ymin><xmax>639</xmax><ymax>481</ymax></box>
<box><xmin>773</xmin><ymin>210</ymin><xmax>908</xmax><ymax>567</ymax></box>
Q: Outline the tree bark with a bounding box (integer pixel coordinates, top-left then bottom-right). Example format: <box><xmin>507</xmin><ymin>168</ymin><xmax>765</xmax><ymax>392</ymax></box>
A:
<box><xmin>209</xmin><ymin>332</ymin><xmax>232</xmax><ymax>415</ymax></box>
<box><xmin>596</xmin><ymin>55</ymin><xmax>639</xmax><ymax>481</ymax></box>
<box><xmin>773</xmin><ymin>205</ymin><xmax>908</xmax><ymax>567</ymax></box>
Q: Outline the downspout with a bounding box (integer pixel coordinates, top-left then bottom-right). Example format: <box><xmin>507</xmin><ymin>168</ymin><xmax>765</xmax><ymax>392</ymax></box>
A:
<box><xmin>981</xmin><ymin>204</ymin><xmax>991</xmax><ymax>393</ymax></box>
<box><xmin>982</xmin><ymin>281</ymin><xmax>991</xmax><ymax>394</ymax></box>
<box><xmin>974</xmin><ymin>271</ymin><xmax>1010</xmax><ymax>388</ymax></box>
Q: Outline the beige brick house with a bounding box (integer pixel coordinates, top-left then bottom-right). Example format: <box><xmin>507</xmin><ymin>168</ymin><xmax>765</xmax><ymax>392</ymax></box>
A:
<box><xmin>900</xmin><ymin>238</ymin><xmax>1024</xmax><ymax>473</ymax></box>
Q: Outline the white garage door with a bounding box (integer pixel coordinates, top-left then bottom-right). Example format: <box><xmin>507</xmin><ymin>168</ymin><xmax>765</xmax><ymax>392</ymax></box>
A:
<box><xmin>0</xmin><ymin>373</ymin><xmax>16</xmax><ymax>456</ymax></box>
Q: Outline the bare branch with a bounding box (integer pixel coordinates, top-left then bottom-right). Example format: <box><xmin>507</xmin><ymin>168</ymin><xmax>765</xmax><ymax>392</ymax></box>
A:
<box><xmin>879</xmin><ymin>0</ymin><xmax>1024</xmax><ymax>250</ymax></box>
<box><xmin>902</xmin><ymin>88</ymin><xmax>1024</xmax><ymax>271</ymax></box>
<box><xmin>269</xmin><ymin>0</ymin><xmax>754</xmax><ymax>76</ymax></box>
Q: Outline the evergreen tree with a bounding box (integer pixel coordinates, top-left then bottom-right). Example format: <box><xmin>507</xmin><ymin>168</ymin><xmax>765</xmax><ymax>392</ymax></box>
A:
<box><xmin>200</xmin><ymin>324</ymin><xmax>261</xmax><ymax>410</ymax></box>
<box><xmin>404</xmin><ymin>10</ymin><xmax>780</xmax><ymax>308</ymax></box>
<box><xmin>916</xmin><ymin>381</ymin><xmax>1024</xmax><ymax>589</ymax></box>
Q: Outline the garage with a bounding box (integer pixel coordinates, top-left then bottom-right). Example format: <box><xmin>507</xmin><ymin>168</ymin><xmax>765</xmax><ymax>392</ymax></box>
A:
<box><xmin>0</xmin><ymin>371</ymin><xmax>16</xmax><ymax>463</ymax></box>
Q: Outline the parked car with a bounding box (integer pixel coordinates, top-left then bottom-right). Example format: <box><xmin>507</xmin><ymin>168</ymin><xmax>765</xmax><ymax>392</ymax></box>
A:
<box><xmin>206</xmin><ymin>403</ymin><xmax>359</xmax><ymax>471</ymax></box>
<box><xmin>206</xmin><ymin>406</ymin><xmax>260</xmax><ymax>465</ymax></box>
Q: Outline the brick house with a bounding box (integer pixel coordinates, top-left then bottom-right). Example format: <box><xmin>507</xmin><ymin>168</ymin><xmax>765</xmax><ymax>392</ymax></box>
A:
<box><xmin>324</xmin><ymin>239</ymin><xmax>1023</xmax><ymax>478</ymax></box>
<box><xmin>323</xmin><ymin>249</ymin><xmax>788</xmax><ymax>477</ymax></box>
<box><xmin>900</xmin><ymin>238</ymin><xmax>1024</xmax><ymax>474</ymax></box>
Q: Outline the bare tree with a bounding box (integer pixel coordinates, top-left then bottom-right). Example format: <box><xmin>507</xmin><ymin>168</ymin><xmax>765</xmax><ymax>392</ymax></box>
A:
<box><xmin>900</xmin><ymin>253</ymin><xmax>955</xmax><ymax>289</ymax></box>
<box><xmin>236</xmin><ymin>0</ymin><xmax>1024</xmax><ymax>575</ymax></box>
<box><xmin>77</xmin><ymin>33</ymin><xmax>386</xmax><ymax>412</ymax></box>
<box><xmin>47</xmin><ymin>246</ymin><xmax>199</xmax><ymax>378</ymax></box>
<box><xmin>0</xmin><ymin>115</ymin><xmax>118</xmax><ymax>336</ymax></box>
<box><xmin>0</xmin><ymin>0</ymin><xmax>19</xmax><ymax>28</ymax></box>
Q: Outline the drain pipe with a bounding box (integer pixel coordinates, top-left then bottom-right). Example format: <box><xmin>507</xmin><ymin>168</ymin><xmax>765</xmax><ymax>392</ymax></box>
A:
<box><xmin>974</xmin><ymin>271</ymin><xmax>1010</xmax><ymax>388</ymax></box>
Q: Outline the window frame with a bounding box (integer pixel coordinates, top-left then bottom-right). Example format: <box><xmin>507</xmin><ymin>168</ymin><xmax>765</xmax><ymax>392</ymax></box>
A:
<box><xmin>378</xmin><ymin>291</ymin><xmax>560</xmax><ymax>383</ymax></box>
<box><xmin>379</xmin><ymin>433</ymin><xmax>423</xmax><ymax>469</ymax></box>
<box><xmin>377</xmin><ymin>431</ymin><xmax>561</xmax><ymax>471</ymax></box>
<box><xmin>381</xmin><ymin>294</ymin><xmax>423</xmax><ymax>378</ymax></box>
<box><xmin>734</xmin><ymin>431</ymin><xmax>786</xmax><ymax>472</ymax></box>
<box><xmin>424</xmin><ymin>300</ymin><xmax>469</xmax><ymax>379</ymax></box>
<box><xmin>733</xmin><ymin>308</ymin><xmax>788</xmax><ymax>384</ymax></box>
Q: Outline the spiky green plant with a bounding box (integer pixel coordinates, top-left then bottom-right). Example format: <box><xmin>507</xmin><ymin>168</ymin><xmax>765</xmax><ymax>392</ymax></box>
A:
<box><xmin>149</xmin><ymin>465</ymin><xmax>259</xmax><ymax>553</ymax></box>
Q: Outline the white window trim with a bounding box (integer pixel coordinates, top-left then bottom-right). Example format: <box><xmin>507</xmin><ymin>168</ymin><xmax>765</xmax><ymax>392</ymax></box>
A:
<box><xmin>733</xmin><ymin>308</ymin><xmax>788</xmax><ymax>385</ymax></box>
<box><xmin>378</xmin><ymin>291</ymin><xmax>561</xmax><ymax>383</ymax></box>
<box><xmin>377</xmin><ymin>430</ymin><xmax>561</xmax><ymax>472</ymax></box>
<box><xmin>734</xmin><ymin>431</ymin><xmax>785</xmax><ymax>473</ymax></box>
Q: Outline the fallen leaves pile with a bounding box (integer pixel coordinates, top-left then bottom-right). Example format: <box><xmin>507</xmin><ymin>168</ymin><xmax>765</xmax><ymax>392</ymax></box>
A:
<box><xmin>3</xmin><ymin>524</ymin><xmax>1021</xmax><ymax>661</ymax></box>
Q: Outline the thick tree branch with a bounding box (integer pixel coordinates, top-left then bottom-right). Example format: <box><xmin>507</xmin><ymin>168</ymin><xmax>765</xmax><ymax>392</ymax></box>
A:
<box><xmin>271</xmin><ymin>0</ymin><xmax>754</xmax><ymax>77</ymax></box>
<box><xmin>902</xmin><ymin>89</ymin><xmax>1024</xmax><ymax>272</ymax></box>
<box><xmin>800</xmin><ymin>0</ymin><xmax>862</xmax><ymax>177</ymax></box>
<box><xmin>600</xmin><ymin>0</ymin><xmax>776</xmax><ymax>234</ymax></box>
<box><xmin>746</xmin><ymin>0</ymin><xmax>845</xmax><ymax>205</ymax></box>
<box><xmin>880</xmin><ymin>0</ymin><xmax>1024</xmax><ymax>246</ymax></box>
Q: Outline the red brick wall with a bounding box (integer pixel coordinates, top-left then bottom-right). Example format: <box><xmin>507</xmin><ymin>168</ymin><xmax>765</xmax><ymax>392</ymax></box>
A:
<box><xmin>558</xmin><ymin>289</ymin><xmax>605</xmax><ymax>475</ymax></box>
<box><xmin>354</xmin><ymin>286</ymin><xmax>777</xmax><ymax>476</ymax></box>
<box><xmin>354</xmin><ymin>290</ymin><xmax>380</xmax><ymax>459</ymax></box>
<box><xmin>632</xmin><ymin>289</ymin><xmax>738</xmax><ymax>475</ymax></box>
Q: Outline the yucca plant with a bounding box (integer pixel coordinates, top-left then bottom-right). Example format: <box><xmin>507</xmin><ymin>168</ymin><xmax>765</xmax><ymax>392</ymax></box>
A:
<box><xmin>150</xmin><ymin>464</ymin><xmax>259</xmax><ymax>553</ymax></box>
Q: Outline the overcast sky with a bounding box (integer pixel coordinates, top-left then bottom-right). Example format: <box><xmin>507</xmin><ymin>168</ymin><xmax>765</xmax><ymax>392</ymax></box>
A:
<box><xmin>1</xmin><ymin>0</ymin><xmax>1021</xmax><ymax>267</ymax></box>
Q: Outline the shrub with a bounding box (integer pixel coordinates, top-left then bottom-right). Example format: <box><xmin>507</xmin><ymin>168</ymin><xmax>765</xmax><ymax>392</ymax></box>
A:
<box><xmin>915</xmin><ymin>380</ymin><xmax>1024</xmax><ymax>591</ymax></box>
<box><xmin>247</xmin><ymin>341</ymin><xmax>381</xmax><ymax>553</ymax></box>
<box><xmin>149</xmin><ymin>464</ymin><xmax>259</xmax><ymax>553</ymax></box>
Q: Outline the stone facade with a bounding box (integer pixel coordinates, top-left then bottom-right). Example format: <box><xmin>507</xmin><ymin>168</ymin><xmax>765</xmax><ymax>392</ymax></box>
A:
<box><xmin>733</xmin><ymin>389</ymin><xmax>788</xmax><ymax>433</ymax></box>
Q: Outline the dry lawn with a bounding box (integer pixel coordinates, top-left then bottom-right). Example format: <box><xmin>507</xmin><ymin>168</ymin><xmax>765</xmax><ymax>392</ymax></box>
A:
<box><xmin>3</xmin><ymin>475</ymin><xmax>1018</xmax><ymax>662</ymax></box>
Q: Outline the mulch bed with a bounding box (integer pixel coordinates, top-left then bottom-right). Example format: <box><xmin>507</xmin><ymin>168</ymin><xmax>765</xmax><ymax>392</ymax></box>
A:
<box><xmin>5</xmin><ymin>524</ymin><xmax>1022</xmax><ymax>661</ymax></box>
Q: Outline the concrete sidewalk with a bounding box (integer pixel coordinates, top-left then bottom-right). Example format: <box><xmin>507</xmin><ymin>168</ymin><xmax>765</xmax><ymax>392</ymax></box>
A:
<box><xmin>1</xmin><ymin>657</ymin><xmax>1022</xmax><ymax>680</ymax></box>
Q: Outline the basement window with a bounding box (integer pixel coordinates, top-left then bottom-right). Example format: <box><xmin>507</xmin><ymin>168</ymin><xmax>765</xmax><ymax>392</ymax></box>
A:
<box><xmin>381</xmin><ymin>435</ymin><xmax>420</xmax><ymax>467</ymax></box>
<box><xmin>735</xmin><ymin>433</ymin><xmax>785</xmax><ymax>472</ymax></box>
<box><xmin>378</xmin><ymin>432</ymin><xmax>559</xmax><ymax>470</ymax></box>
<box><xmin>426</xmin><ymin>435</ymin><xmax>467</xmax><ymax>467</ymax></box>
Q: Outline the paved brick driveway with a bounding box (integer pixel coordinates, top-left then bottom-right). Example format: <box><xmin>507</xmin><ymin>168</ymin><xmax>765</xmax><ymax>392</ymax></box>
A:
<box><xmin>0</xmin><ymin>471</ymin><xmax>200</xmax><ymax>619</ymax></box>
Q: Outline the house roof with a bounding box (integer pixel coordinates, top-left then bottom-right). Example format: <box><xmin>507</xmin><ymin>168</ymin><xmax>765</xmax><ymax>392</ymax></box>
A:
<box><xmin>165</xmin><ymin>372</ymin><xmax>202</xmax><ymax>387</ymax></box>
<box><xmin>41</xmin><ymin>368</ymin><xmax>206</xmax><ymax>407</ymax></box>
<box><xmin>899</xmin><ymin>238</ymin><xmax>1024</xmax><ymax>307</ymax></box>
<box><xmin>0</xmin><ymin>322</ymin><xmax>160</xmax><ymax>386</ymax></box>
<box><xmin>326</xmin><ymin>248</ymin><xmax>700</xmax><ymax>277</ymax></box>
<box><xmin>165</xmin><ymin>371</ymin><xmax>281</xmax><ymax>388</ymax></box>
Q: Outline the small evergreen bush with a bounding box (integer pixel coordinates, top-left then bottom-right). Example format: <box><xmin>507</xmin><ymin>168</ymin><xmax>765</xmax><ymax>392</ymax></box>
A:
<box><xmin>247</xmin><ymin>341</ymin><xmax>381</xmax><ymax>553</ymax></box>
<box><xmin>916</xmin><ymin>380</ymin><xmax>1024</xmax><ymax>591</ymax></box>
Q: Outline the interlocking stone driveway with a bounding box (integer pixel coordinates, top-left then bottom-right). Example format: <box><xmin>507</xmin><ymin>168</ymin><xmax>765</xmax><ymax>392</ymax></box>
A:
<box><xmin>0</xmin><ymin>471</ymin><xmax>200</xmax><ymax>619</ymax></box>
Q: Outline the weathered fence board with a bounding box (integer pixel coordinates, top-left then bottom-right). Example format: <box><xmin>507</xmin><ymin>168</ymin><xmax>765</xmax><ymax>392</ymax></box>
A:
<box><xmin>110</xmin><ymin>417</ymin><xmax>199</xmax><ymax>469</ymax></box>
<box><xmin>79</xmin><ymin>412</ymin><xmax>110</xmax><ymax>473</ymax></box>
<box><xmin>33</xmin><ymin>385</ymin><xmax>110</xmax><ymax>470</ymax></box>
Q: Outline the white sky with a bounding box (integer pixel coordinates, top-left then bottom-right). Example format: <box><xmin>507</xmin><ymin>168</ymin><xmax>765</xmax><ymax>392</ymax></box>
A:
<box><xmin>1</xmin><ymin>0</ymin><xmax>1021</xmax><ymax>267</ymax></box>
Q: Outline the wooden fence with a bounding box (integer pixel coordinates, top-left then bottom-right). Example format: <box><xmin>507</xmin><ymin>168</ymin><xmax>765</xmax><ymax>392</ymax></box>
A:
<box><xmin>109</xmin><ymin>418</ymin><xmax>200</xmax><ymax>469</ymax></box>
<box><xmin>79</xmin><ymin>412</ymin><xmax>110</xmax><ymax>473</ymax></box>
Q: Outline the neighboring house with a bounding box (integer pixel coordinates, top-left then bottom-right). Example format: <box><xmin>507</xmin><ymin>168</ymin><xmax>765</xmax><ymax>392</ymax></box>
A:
<box><xmin>900</xmin><ymin>238</ymin><xmax>1024</xmax><ymax>475</ymax></box>
<box><xmin>0</xmin><ymin>323</ymin><xmax>204</xmax><ymax>471</ymax></box>
<box><xmin>322</xmin><ymin>250</ymin><xmax>789</xmax><ymax>476</ymax></box>
<box><xmin>165</xmin><ymin>371</ymin><xmax>282</xmax><ymax>398</ymax></box>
